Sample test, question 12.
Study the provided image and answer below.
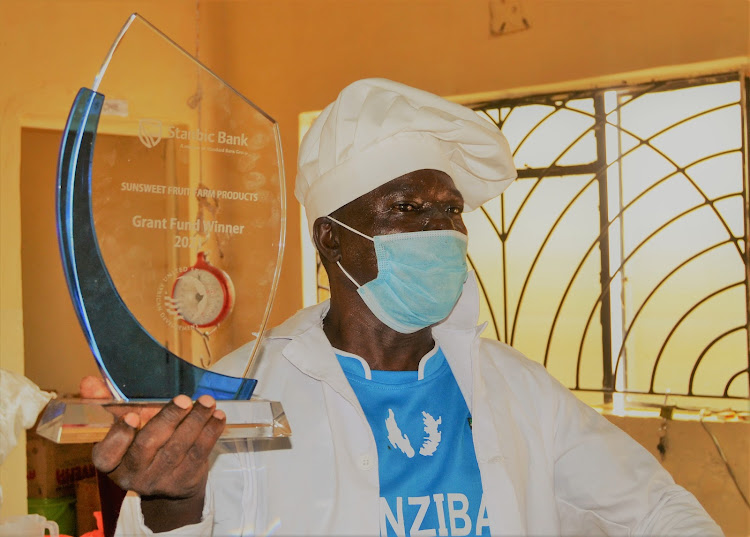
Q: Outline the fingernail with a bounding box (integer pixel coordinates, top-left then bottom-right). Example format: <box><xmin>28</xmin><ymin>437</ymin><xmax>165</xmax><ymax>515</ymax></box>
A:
<box><xmin>124</xmin><ymin>413</ymin><xmax>140</xmax><ymax>428</ymax></box>
<box><xmin>197</xmin><ymin>395</ymin><xmax>216</xmax><ymax>408</ymax></box>
<box><xmin>213</xmin><ymin>409</ymin><xmax>226</xmax><ymax>420</ymax></box>
<box><xmin>173</xmin><ymin>395</ymin><xmax>192</xmax><ymax>409</ymax></box>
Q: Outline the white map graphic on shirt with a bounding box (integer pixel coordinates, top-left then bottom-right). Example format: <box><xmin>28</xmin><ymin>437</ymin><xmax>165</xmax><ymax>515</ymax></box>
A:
<box><xmin>385</xmin><ymin>409</ymin><xmax>416</xmax><ymax>457</ymax></box>
<box><xmin>385</xmin><ymin>409</ymin><xmax>442</xmax><ymax>458</ymax></box>
<box><xmin>419</xmin><ymin>411</ymin><xmax>442</xmax><ymax>456</ymax></box>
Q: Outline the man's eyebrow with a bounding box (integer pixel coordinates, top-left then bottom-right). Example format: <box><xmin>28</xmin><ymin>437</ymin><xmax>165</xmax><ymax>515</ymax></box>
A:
<box><xmin>381</xmin><ymin>187</ymin><xmax>463</xmax><ymax>201</ymax></box>
<box><xmin>380</xmin><ymin>190</ymin><xmax>417</xmax><ymax>201</ymax></box>
<box><xmin>445</xmin><ymin>189</ymin><xmax>464</xmax><ymax>203</ymax></box>
<box><xmin>434</xmin><ymin>189</ymin><xmax>465</xmax><ymax>204</ymax></box>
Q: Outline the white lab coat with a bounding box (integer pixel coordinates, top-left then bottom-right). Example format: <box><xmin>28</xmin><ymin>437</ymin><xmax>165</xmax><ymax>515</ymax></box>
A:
<box><xmin>117</xmin><ymin>274</ymin><xmax>722</xmax><ymax>536</ymax></box>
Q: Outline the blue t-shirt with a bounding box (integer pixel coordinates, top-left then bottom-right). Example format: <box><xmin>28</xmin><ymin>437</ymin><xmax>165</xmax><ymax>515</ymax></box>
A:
<box><xmin>336</xmin><ymin>346</ymin><xmax>491</xmax><ymax>537</ymax></box>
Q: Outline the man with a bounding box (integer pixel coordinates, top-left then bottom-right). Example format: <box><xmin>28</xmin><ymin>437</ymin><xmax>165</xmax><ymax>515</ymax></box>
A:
<box><xmin>90</xmin><ymin>78</ymin><xmax>723</xmax><ymax>536</ymax></box>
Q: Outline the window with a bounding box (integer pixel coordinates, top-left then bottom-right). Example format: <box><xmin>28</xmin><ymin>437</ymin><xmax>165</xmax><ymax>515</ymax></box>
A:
<box><xmin>304</xmin><ymin>73</ymin><xmax>749</xmax><ymax>411</ymax></box>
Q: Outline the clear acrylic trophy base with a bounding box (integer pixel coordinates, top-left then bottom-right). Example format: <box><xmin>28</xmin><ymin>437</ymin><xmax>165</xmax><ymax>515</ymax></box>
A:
<box><xmin>35</xmin><ymin>398</ymin><xmax>291</xmax><ymax>444</ymax></box>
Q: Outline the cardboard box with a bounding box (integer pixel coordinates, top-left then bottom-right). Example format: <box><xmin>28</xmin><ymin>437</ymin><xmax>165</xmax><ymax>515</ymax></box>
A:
<box><xmin>75</xmin><ymin>477</ymin><xmax>101</xmax><ymax>535</ymax></box>
<box><xmin>26</xmin><ymin>431</ymin><xmax>96</xmax><ymax>498</ymax></box>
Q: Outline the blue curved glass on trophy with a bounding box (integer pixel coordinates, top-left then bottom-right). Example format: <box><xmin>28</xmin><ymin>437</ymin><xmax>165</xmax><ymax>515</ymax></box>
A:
<box><xmin>36</xmin><ymin>14</ymin><xmax>289</xmax><ymax>442</ymax></box>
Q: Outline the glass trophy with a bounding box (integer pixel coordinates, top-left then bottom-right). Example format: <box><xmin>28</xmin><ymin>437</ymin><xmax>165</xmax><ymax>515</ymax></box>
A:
<box><xmin>36</xmin><ymin>14</ymin><xmax>290</xmax><ymax>443</ymax></box>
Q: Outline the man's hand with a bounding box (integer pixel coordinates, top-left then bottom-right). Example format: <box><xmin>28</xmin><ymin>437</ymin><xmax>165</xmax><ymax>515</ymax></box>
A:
<box><xmin>80</xmin><ymin>376</ymin><xmax>161</xmax><ymax>423</ymax></box>
<box><xmin>80</xmin><ymin>377</ymin><xmax>225</xmax><ymax>532</ymax></box>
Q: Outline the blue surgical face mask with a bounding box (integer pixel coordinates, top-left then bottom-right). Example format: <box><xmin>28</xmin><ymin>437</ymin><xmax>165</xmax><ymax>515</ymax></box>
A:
<box><xmin>328</xmin><ymin>216</ymin><xmax>468</xmax><ymax>334</ymax></box>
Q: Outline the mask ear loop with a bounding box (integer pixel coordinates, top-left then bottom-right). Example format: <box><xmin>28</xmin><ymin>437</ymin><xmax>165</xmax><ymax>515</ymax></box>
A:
<box><xmin>327</xmin><ymin>216</ymin><xmax>375</xmax><ymax>242</ymax></box>
<box><xmin>336</xmin><ymin>261</ymin><xmax>362</xmax><ymax>289</ymax></box>
<box><xmin>327</xmin><ymin>216</ymin><xmax>374</xmax><ymax>289</ymax></box>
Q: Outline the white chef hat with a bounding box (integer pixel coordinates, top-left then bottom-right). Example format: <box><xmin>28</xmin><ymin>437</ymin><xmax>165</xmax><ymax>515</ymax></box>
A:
<box><xmin>295</xmin><ymin>78</ymin><xmax>517</xmax><ymax>236</ymax></box>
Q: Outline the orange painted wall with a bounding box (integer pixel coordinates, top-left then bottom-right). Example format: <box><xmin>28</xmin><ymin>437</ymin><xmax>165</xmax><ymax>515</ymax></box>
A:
<box><xmin>1</xmin><ymin>0</ymin><xmax>748</xmax><ymax>520</ymax></box>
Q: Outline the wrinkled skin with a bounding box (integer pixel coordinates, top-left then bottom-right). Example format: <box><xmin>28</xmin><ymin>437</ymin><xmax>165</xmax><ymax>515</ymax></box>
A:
<box><xmin>82</xmin><ymin>168</ymin><xmax>466</xmax><ymax>531</ymax></box>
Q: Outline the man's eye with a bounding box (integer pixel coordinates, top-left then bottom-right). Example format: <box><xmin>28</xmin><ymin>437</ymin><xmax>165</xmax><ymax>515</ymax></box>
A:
<box><xmin>394</xmin><ymin>203</ymin><xmax>417</xmax><ymax>212</ymax></box>
<box><xmin>448</xmin><ymin>206</ymin><xmax>463</xmax><ymax>215</ymax></box>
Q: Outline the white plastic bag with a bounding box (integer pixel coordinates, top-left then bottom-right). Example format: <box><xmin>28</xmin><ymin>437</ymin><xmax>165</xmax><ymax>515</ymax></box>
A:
<box><xmin>0</xmin><ymin>369</ymin><xmax>53</xmax><ymax>512</ymax></box>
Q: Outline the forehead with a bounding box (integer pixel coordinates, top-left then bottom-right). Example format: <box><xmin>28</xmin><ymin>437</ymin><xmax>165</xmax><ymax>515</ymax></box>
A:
<box><xmin>357</xmin><ymin>169</ymin><xmax>463</xmax><ymax>205</ymax></box>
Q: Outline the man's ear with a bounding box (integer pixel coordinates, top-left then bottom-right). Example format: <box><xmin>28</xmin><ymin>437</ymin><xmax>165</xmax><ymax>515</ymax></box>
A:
<box><xmin>312</xmin><ymin>216</ymin><xmax>341</xmax><ymax>264</ymax></box>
